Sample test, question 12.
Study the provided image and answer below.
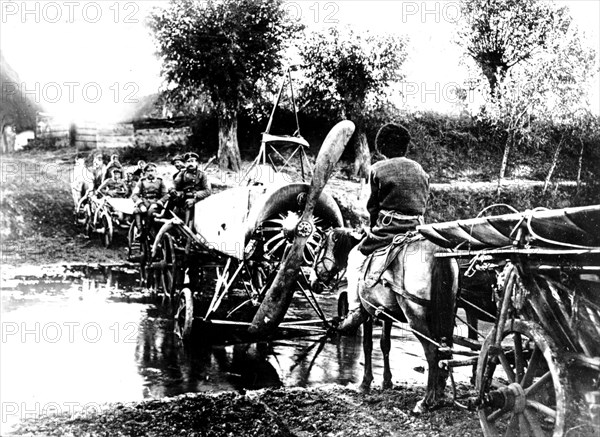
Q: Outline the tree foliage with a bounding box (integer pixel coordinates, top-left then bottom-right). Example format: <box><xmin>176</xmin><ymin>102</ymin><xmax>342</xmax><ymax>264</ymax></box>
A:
<box><xmin>457</xmin><ymin>0</ymin><xmax>598</xmax><ymax>190</ymax></box>
<box><xmin>457</xmin><ymin>0</ymin><xmax>564</xmax><ymax>95</ymax></box>
<box><xmin>148</xmin><ymin>0</ymin><xmax>302</xmax><ymax>170</ymax></box>
<box><xmin>298</xmin><ymin>27</ymin><xmax>406</xmax><ymax>117</ymax></box>
<box><xmin>298</xmin><ymin>27</ymin><xmax>406</xmax><ymax>177</ymax></box>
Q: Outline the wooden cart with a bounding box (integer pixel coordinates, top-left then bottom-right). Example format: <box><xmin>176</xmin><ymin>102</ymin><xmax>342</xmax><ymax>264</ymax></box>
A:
<box><xmin>418</xmin><ymin>204</ymin><xmax>600</xmax><ymax>437</ymax></box>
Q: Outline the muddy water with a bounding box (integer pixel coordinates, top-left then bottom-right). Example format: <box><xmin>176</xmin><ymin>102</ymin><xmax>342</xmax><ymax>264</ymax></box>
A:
<box><xmin>0</xmin><ymin>265</ymin><xmax>474</xmax><ymax>433</ymax></box>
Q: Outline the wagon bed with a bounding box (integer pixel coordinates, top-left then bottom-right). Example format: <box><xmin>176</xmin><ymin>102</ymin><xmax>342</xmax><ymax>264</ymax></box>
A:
<box><xmin>418</xmin><ymin>204</ymin><xmax>600</xmax><ymax>437</ymax></box>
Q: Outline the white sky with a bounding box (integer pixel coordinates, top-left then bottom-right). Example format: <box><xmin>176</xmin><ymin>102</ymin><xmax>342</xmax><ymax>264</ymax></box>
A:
<box><xmin>1</xmin><ymin>0</ymin><xmax>598</xmax><ymax>123</ymax></box>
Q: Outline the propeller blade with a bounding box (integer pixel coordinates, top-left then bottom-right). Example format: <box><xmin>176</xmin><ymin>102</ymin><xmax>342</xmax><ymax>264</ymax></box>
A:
<box><xmin>249</xmin><ymin>120</ymin><xmax>355</xmax><ymax>335</ymax></box>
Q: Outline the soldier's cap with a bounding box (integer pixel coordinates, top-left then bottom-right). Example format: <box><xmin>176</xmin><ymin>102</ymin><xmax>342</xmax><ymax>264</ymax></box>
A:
<box><xmin>184</xmin><ymin>152</ymin><xmax>200</xmax><ymax>161</ymax></box>
<box><xmin>171</xmin><ymin>154</ymin><xmax>184</xmax><ymax>164</ymax></box>
<box><xmin>375</xmin><ymin>123</ymin><xmax>411</xmax><ymax>158</ymax></box>
<box><xmin>144</xmin><ymin>163</ymin><xmax>158</xmax><ymax>172</ymax></box>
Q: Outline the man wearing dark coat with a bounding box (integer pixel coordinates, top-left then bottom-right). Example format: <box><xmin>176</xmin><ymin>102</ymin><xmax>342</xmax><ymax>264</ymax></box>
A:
<box><xmin>172</xmin><ymin>152</ymin><xmax>212</xmax><ymax>223</ymax></box>
<box><xmin>171</xmin><ymin>154</ymin><xmax>185</xmax><ymax>180</ymax></box>
<box><xmin>131</xmin><ymin>163</ymin><xmax>169</xmax><ymax>231</ymax></box>
<box><xmin>91</xmin><ymin>153</ymin><xmax>105</xmax><ymax>190</ymax></box>
<box><xmin>338</xmin><ymin>123</ymin><xmax>430</xmax><ymax>333</ymax></box>
<box><xmin>97</xmin><ymin>167</ymin><xmax>129</xmax><ymax>198</ymax></box>
<box><xmin>103</xmin><ymin>154</ymin><xmax>123</xmax><ymax>182</ymax></box>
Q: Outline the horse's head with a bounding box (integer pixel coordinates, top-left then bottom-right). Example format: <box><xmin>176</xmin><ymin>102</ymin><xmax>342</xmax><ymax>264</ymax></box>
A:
<box><xmin>309</xmin><ymin>227</ymin><xmax>364</xmax><ymax>293</ymax></box>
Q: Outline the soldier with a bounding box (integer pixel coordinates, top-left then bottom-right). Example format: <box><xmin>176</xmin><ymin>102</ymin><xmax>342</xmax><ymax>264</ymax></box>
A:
<box><xmin>103</xmin><ymin>154</ymin><xmax>123</xmax><ymax>182</ymax></box>
<box><xmin>97</xmin><ymin>167</ymin><xmax>129</xmax><ymax>198</ymax></box>
<box><xmin>172</xmin><ymin>152</ymin><xmax>212</xmax><ymax>223</ymax></box>
<box><xmin>131</xmin><ymin>160</ymin><xmax>146</xmax><ymax>184</ymax></box>
<box><xmin>337</xmin><ymin>123</ymin><xmax>430</xmax><ymax>334</ymax></box>
<box><xmin>131</xmin><ymin>163</ymin><xmax>169</xmax><ymax>232</ymax></box>
<box><xmin>91</xmin><ymin>153</ymin><xmax>105</xmax><ymax>190</ymax></box>
<box><xmin>171</xmin><ymin>154</ymin><xmax>185</xmax><ymax>180</ymax></box>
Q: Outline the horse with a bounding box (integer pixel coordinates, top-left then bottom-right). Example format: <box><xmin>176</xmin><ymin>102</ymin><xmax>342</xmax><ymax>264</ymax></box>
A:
<box><xmin>310</xmin><ymin>228</ymin><xmax>459</xmax><ymax>414</ymax></box>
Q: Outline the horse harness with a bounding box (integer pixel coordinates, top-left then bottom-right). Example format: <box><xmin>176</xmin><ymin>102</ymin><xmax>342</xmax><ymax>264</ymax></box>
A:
<box><xmin>312</xmin><ymin>230</ymin><xmax>348</xmax><ymax>290</ymax></box>
<box><xmin>362</xmin><ymin>231</ymin><xmax>431</xmax><ymax>308</ymax></box>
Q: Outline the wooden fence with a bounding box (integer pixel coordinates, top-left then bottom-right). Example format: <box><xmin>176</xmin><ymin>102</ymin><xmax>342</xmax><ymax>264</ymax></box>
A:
<box><xmin>36</xmin><ymin>115</ymin><xmax>191</xmax><ymax>150</ymax></box>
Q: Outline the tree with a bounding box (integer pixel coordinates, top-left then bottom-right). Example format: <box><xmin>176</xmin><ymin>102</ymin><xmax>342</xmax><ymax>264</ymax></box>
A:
<box><xmin>457</xmin><ymin>1</ymin><xmax>598</xmax><ymax>190</ymax></box>
<box><xmin>537</xmin><ymin>23</ymin><xmax>597</xmax><ymax>193</ymax></box>
<box><xmin>149</xmin><ymin>0</ymin><xmax>302</xmax><ymax>171</ymax></box>
<box><xmin>297</xmin><ymin>27</ymin><xmax>406</xmax><ymax>178</ymax></box>
<box><xmin>457</xmin><ymin>0</ymin><xmax>564</xmax><ymax>97</ymax></box>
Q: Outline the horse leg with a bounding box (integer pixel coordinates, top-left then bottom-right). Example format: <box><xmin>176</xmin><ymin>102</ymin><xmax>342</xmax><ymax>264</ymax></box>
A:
<box><xmin>401</xmin><ymin>301</ymin><xmax>451</xmax><ymax>414</ymax></box>
<box><xmin>359</xmin><ymin>318</ymin><xmax>373</xmax><ymax>392</ymax></box>
<box><xmin>381</xmin><ymin>320</ymin><xmax>393</xmax><ymax>390</ymax></box>
<box><xmin>466</xmin><ymin>309</ymin><xmax>479</xmax><ymax>384</ymax></box>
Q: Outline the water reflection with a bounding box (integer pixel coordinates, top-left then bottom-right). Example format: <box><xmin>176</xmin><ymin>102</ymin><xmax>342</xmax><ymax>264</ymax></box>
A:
<box><xmin>1</xmin><ymin>264</ymin><xmax>472</xmax><ymax>433</ymax></box>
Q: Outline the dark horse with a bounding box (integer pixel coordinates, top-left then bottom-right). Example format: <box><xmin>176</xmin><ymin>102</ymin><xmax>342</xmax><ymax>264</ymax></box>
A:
<box><xmin>310</xmin><ymin>228</ymin><xmax>459</xmax><ymax>413</ymax></box>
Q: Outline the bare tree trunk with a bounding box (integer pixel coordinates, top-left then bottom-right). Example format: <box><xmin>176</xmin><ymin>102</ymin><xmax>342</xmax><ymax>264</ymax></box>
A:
<box><xmin>543</xmin><ymin>135</ymin><xmax>564</xmax><ymax>194</ymax></box>
<box><xmin>0</xmin><ymin>124</ymin><xmax>6</xmax><ymax>154</ymax></box>
<box><xmin>1</xmin><ymin>124</ymin><xmax>16</xmax><ymax>154</ymax></box>
<box><xmin>353</xmin><ymin>129</ymin><xmax>370</xmax><ymax>179</ymax></box>
<box><xmin>497</xmin><ymin>132</ymin><xmax>512</xmax><ymax>195</ymax></box>
<box><xmin>576</xmin><ymin>137</ymin><xmax>584</xmax><ymax>192</ymax></box>
<box><xmin>217</xmin><ymin>109</ymin><xmax>241</xmax><ymax>172</ymax></box>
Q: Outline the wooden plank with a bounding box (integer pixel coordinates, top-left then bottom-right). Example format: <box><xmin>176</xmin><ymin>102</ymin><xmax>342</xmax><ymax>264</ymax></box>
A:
<box><xmin>74</xmin><ymin>141</ymin><xmax>96</xmax><ymax>151</ymax></box>
<box><xmin>97</xmin><ymin>125</ymin><xmax>134</xmax><ymax>136</ymax></box>
<box><xmin>433</xmin><ymin>247</ymin><xmax>600</xmax><ymax>258</ymax></box>
<box><xmin>75</xmin><ymin>134</ymin><xmax>97</xmax><ymax>140</ymax></box>
<box><xmin>97</xmin><ymin>141</ymin><xmax>131</xmax><ymax>149</ymax></box>
<box><xmin>98</xmin><ymin>131</ymin><xmax>134</xmax><ymax>137</ymax></box>
<box><xmin>96</xmin><ymin>137</ymin><xmax>134</xmax><ymax>144</ymax></box>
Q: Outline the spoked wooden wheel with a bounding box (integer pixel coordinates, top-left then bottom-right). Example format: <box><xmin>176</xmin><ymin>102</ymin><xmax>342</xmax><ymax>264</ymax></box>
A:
<box><xmin>127</xmin><ymin>221</ymin><xmax>147</xmax><ymax>284</ymax></box>
<box><xmin>476</xmin><ymin>320</ymin><xmax>578</xmax><ymax>437</ymax></box>
<box><xmin>127</xmin><ymin>221</ymin><xmax>142</xmax><ymax>261</ymax></box>
<box><xmin>154</xmin><ymin>233</ymin><xmax>181</xmax><ymax>304</ymax></box>
<box><xmin>101</xmin><ymin>213</ymin><xmax>113</xmax><ymax>248</ymax></box>
<box><xmin>84</xmin><ymin>204</ymin><xmax>95</xmax><ymax>239</ymax></box>
<box><xmin>174</xmin><ymin>288</ymin><xmax>194</xmax><ymax>343</ymax></box>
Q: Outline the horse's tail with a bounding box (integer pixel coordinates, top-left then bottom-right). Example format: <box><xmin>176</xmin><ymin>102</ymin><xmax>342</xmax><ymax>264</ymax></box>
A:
<box><xmin>430</xmin><ymin>249</ymin><xmax>459</xmax><ymax>349</ymax></box>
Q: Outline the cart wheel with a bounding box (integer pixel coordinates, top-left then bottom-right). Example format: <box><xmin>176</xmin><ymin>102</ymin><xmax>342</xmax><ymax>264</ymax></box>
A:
<box><xmin>156</xmin><ymin>233</ymin><xmax>180</xmax><ymax>302</ymax></box>
<box><xmin>127</xmin><ymin>222</ymin><xmax>143</xmax><ymax>261</ymax></box>
<box><xmin>174</xmin><ymin>287</ymin><xmax>194</xmax><ymax>343</ymax></box>
<box><xmin>84</xmin><ymin>204</ymin><xmax>94</xmax><ymax>238</ymax></box>
<box><xmin>127</xmin><ymin>221</ymin><xmax>147</xmax><ymax>284</ymax></box>
<box><xmin>476</xmin><ymin>320</ymin><xmax>580</xmax><ymax>437</ymax></box>
<box><xmin>101</xmin><ymin>213</ymin><xmax>113</xmax><ymax>248</ymax></box>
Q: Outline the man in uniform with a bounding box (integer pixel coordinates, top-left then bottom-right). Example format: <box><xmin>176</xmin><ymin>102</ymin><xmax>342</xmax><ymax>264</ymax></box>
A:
<box><xmin>103</xmin><ymin>154</ymin><xmax>123</xmax><ymax>182</ymax></box>
<box><xmin>97</xmin><ymin>167</ymin><xmax>129</xmax><ymax>198</ymax></box>
<box><xmin>338</xmin><ymin>123</ymin><xmax>430</xmax><ymax>333</ymax></box>
<box><xmin>91</xmin><ymin>153</ymin><xmax>105</xmax><ymax>190</ymax></box>
<box><xmin>171</xmin><ymin>154</ymin><xmax>185</xmax><ymax>180</ymax></box>
<box><xmin>131</xmin><ymin>160</ymin><xmax>147</xmax><ymax>184</ymax></box>
<box><xmin>131</xmin><ymin>163</ymin><xmax>169</xmax><ymax>232</ymax></box>
<box><xmin>172</xmin><ymin>152</ymin><xmax>212</xmax><ymax>223</ymax></box>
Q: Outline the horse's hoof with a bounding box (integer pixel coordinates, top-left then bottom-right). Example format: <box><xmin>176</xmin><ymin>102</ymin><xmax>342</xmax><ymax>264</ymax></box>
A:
<box><xmin>381</xmin><ymin>381</ymin><xmax>393</xmax><ymax>390</ymax></box>
<box><xmin>411</xmin><ymin>399</ymin><xmax>426</xmax><ymax>416</ymax></box>
<box><xmin>359</xmin><ymin>383</ymin><xmax>371</xmax><ymax>393</ymax></box>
